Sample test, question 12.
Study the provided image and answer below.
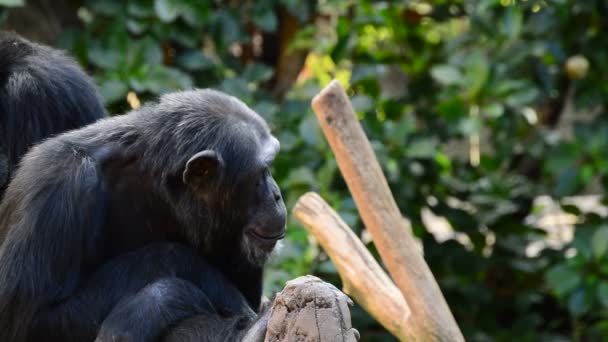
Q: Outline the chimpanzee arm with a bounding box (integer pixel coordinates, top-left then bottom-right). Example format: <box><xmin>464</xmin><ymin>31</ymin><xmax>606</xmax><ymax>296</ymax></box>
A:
<box><xmin>96</xmin><ymin>274</ymin><xmax>270</xmax><ymax>342</ymax></box>
<box><xmin>0</xmin><ymin>145</ymin><xmax>108</xmax><ymax>342</ymax></box>
<box><xmin>95</xmin><ymin>278</ymin><xmax>217</xmax><ymax>342</ymax></box>
<box><xmin>92</xmin><ymin>244</ymin><xmax>260</xmax><ymax>342</ymax></box>
<box><xmin>160</xmin><ymin>308</ymin><xmax>268</xmax><ymax>342</ymax></box>
<box><xmin>31</xmin><ymin>242</ymin><xmax>254</xmax><ymax>342</ymax></box>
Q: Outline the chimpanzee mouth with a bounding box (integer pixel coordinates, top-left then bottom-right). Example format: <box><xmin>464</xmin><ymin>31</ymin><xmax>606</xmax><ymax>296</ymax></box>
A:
<box><xmin>247</xmin><ymin>229</ymin><xmax>286</xmax><ymax>242</ymax></box>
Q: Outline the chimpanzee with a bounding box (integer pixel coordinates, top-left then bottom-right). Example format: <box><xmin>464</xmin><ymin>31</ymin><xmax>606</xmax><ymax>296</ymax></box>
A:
<box><xmin>0</xmin><ymin>88</ymin><xmax>287</xmax><ymax>341</ymax></box>
<box><xmin>0</xmin><ymin>32</ymin><xmax>107</xmax><ymax>200</ymax></box>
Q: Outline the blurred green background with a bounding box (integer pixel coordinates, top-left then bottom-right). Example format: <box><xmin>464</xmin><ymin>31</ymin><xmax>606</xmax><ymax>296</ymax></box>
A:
<box><xmin>2</xmin><ymin>0</ymin><xmax>608</xmax><ymax>340</ymax></box>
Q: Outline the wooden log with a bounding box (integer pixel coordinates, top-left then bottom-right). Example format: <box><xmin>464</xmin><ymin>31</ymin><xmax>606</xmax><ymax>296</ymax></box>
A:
<box><xmin>293</xmin><ymin>192</ymin><xmax>411</xmax><ymax>340</ymax></box>
<box><xmin>310</xmin><ymin>80</ymin><xmax>464</xmax><ymax>341</ymax></box>
<box><xmin>264</xmin><ymin>275</ymin><xmax>359</xmax><ymax>342</ymax></box>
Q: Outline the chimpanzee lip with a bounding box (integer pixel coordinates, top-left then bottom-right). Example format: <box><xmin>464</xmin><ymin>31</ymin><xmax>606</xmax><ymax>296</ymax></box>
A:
<box><xmin>247</xmin><ymin>229</ymin><xmax>286</xmax><ymax>241</ymax></box>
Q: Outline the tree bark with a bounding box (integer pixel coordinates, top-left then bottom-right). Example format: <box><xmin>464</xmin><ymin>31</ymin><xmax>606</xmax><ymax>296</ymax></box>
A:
<box><xmin>293</xmin><ymin>192</ymin><xmax>411</xmax><ymax>340</ymax></box>
<box><xmin>310</xmin><ymin>80</ymin><xmax>464</xmax><ymax>341</ymax></box>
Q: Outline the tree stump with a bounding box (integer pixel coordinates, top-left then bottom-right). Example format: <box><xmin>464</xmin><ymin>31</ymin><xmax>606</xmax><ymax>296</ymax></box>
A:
<box><xmin>264</xmin><ymin>276</ymin><xmax>358</xmax><ymax>342</ymax></box>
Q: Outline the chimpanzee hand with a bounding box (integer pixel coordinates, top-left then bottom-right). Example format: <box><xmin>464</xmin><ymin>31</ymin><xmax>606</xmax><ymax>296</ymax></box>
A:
<box><xmin>96</xmin><ymin>278</ymin><xmax>212</xmax><ymax>342</ymax></box>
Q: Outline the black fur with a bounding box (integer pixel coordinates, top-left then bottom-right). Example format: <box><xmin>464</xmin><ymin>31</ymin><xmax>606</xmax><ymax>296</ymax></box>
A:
<box><xmin>0</xmin><ymin>88</ymin><xmax>286</xmax><ymax>341</ymax></box>
<box><xmin>0</xmin><ymin>31</ymin><xmax>107</xmax><ymax>199</ymax></box>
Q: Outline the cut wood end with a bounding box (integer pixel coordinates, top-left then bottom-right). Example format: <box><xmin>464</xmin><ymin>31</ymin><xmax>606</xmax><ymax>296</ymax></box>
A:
<box><xmin>293</xmin><ymin>192</ymin><xmax>319</xmax><ymax>210</ymax></box>
<box><xmin>311</xmin><ymin>79</ymin><xmax>348</xmax><ymax>112</ymax></box>
<box><xmin>265</xmin><ymin>275</ymin><xmax>358</xmax><ymax>342</ymax></box>
<box><xmin>291</xmin><ymin>192</ymin><xmax>414</xmax><ymax>340</ymax></box>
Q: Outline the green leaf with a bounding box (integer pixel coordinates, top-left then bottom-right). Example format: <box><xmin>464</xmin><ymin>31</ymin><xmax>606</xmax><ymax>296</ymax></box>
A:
<box><xmin>283</xmin><ymin>167</ymin><xmax>317</xmax><ymax>188</ymax></box>
<box><xmin>142</xmin><ymin>40</ymin><xmax>163</xmax><ymax>65</ymax></box>
<box><xmin>407</xmin><ymin>138</ymin><xmax>438</xmax><ymax>158</ymax></box>
<box><xmin>351</xmin><ymin>95</ymin><xmax>374</xmax><ymax>113</ymax></box>
<box><xmin>128</xmin><ymin>2</ymin><xmax>155</xmax><ymax>18</ymax></box>
<box><xmin>88</xmin><ymin>48</ymin><xmax>122</xmax><ymax>70</ymax></box>
<box><xmin>280</xmin><ymin>0</ymin><xmax>311</xmax><ymax>22</ymax></box>
<box><xmin>568</xmin><ymin>288</ymin><xmax>593</xmax><ymax>316</ymax></box>
<box><xmin>276</xmin><ymin>132</ymin><xmax>298</xmax><ymax>152</ymax></box>
<box><xmin>464</xmin><ymin>52</ymin><xmax>489</xmax><ymax>99</ymax></box>
<box><xmin>573</xmin><ymin>226</ymin><xmax>594</xmax><ymax>261</ymax></box>
<box><xmin>99</xmin><ymin>80</ymin><xmax>128</xmax><ymax>104</ymax></box>
<box><xmin>351</xmin><ymin>65</ymin><xmax>378</xmax><ymax>83</ymax></box>
<box><xmin>546</xmin><ymin>264</ymin><xmax>581</xmax><ymax>296</ymax></box>
<box><xmin>505</xmin><ymin>87</ymin><xmax>539</xmax><ymax>107</ymax></box>
<box><xmin>592</xmin><ymin>225</ymin><xmax>608</xmax><ymax>259</ymax></box>
<box><xmin>384</xmin><ymin>116</ymin><xmax>415</xmax><ymax>145</ymax></box>
<box><xmin>131</xmin><ymin>65</ymin><xmax>193</xmax><ymax>94</ymax></box>
<box><xmin>89</xmin><ymin>0</ymin><xmax>123</xmax><ymax>16</ymax></box>
<box><xmin>0</xmin><ymin>0</ymin><xmax>24</xmax><ymax>7</ymax></box>
<box><xmin>181</xmin><ymin>2</ymin><xmax>210</xmax><ymax>28</ymax></box>
<box><xmin>598</xmin><ymin>282</ymin><xmax>608</xmax><ymax>307</ymax></box>
<box><xmin>494</xmin><ymin>80</ymin><xmax>527</xmax><ymax>96</ymax></box>
<box><xmin>252</xmin><ymin>101</ymin><xmax>279</xmax><ymax>121</ymax></box>
<box><xmin>553</xmin><ymin>167</ymin><xmax>580</xmax><ymax>197</ymax></box>
<box><xmin>219</xmin><ymin>78</ymin><xmax>250</xmax><ymax>101</ymax></box>
<box><xmin>430</xmin><ymin>65</ymin><xmax>463</xmax><ymax>86</ymax></box>
<box><xmin>435</xmin><ymin>152</ymin><xmax>452</xmax><ymax>172</ymax></box>
<box><xmin>176</xmin><ymin>50</ymin><xmax>214</xmax><ymax>71</ymax></box>
<box><xmin>501</xmin><ymin>6</ymin><xmax>523</xmax><ymax>39</ymax></box>
<box><xmin>215</xmin><ymin>10</ymin><xmax>241</xmax><ymax>45</ymax></box>
<box><xmin>437</xmin><ymin>98</ymin><xmax>466</xmax><ymax>119</ymax></box>
<box><xmin>127</xmin><ymin>19</ymin><xmax>149</xmax><ymax>35</ymax></box>
<box><xmin>458</xmin><ymin>116</ymin><xmax>481</xmax><ymax>135</ymax></box>
<box><xmin>154</xmin><ymin>0</ymin><xmax>179</xmax><ymax>22</ymax></box>
<box><xmin>252</xmin><ymin>10</ymin><xmax>278</xmax><ymax>32</ymax></box>
<box><xmin>289</xmin><ymin>25</ymin><xmax>317</xmax><ymax>50</ymax></box>
<box><xmin>298</xmin><ymin>116</ymin><xmax>322</xmax><ymax>147</ymax></box>
<box><xmin>243</xmin><ymin>63</ymin><xmax>274</xmax><ymax>83</ymax></box>
<box><xmin>317</xmin><ymin>260</ymin><xmax>338</xmax><ymax>274</ymax></box>
<box><xmin>482</xmin><ymin>103</ymin><xmax>504</xmax><ymax>119</ymax></box>
<box><xmin>561</xmin><ymin>204</ymin><xmax>581</xmax><ymax>216</ymax></box>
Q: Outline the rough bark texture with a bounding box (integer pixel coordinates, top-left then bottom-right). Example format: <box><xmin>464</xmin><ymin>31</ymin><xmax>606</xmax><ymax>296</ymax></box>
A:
<box><xmin>310</xmin><ymin>80</ymin><xmax>464</xmax><ymax>341</ymax></box>
<box><xmin>293</xmin><ymin>192</ymin><xmax>411</xmax><ymax>340</ymax></box>
<box><xmin>264</xmin><ymin>276</ymin><xmax>358</xmax><ymax>342</ymax></box>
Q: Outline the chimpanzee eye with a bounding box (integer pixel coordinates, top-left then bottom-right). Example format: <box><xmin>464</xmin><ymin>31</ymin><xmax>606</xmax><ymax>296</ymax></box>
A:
<box><xmin>256</xmin><ymin>166</ymin><xmax>269</xmax><ymax>186</ymax></box>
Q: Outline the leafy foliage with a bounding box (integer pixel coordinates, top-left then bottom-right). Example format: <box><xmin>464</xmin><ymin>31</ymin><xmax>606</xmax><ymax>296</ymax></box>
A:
<box><xmin>2</xmin><ymin>0</ymin><xmax>608</xmax><ymax>340</ymax></box>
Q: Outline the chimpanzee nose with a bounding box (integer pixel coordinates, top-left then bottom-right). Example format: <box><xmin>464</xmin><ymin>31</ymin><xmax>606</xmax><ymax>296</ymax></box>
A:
<box><xmin>273</xmin><ymin>190</ymin><xmax>281</xmax><ymax>202</ymax></box>
<box><xmin>252</xmin><ymin>202</ymin><xmax>287</xmax><ymax>241</ymax></box>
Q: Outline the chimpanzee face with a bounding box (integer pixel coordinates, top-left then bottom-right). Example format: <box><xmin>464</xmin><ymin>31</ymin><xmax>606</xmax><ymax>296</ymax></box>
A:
<box><xmin>240</xmin><ymin>135</ymin><xmax>286</xmax><ymax>265</ymax></box>
<box><xmin>181</xmin><ymin>111</ymin><xmax>286</xmax><ymax>266</ymax></box>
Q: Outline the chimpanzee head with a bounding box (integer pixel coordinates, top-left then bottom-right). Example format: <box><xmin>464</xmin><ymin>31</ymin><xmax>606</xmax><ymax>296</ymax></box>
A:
<box><xmin>152</xmin><ymin>90</ymin><xmax>287</xmax><ymax>266</ymax></box>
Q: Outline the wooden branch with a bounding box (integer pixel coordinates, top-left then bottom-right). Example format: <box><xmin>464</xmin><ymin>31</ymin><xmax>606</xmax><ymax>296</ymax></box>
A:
<box><xmin>293</xmin><ymin>193</ymin><xmax>411</xmax><ymax>340</ymax></box>
<box><xmin>264</xmin><ymin>275</ymin><xmax>358</xmax><ymax>342</ymax></box>
<box><xmin>311</xmin><ymin>80</ymin><xmax>464</xmax><ymax>341</ymax></box>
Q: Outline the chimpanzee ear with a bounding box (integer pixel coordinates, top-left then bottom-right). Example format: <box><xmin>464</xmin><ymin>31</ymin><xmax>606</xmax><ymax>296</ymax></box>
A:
<box><xmin>183</xmin><ymin>150</ymin><xmax>224</xmax><ymax>189</ymax></box>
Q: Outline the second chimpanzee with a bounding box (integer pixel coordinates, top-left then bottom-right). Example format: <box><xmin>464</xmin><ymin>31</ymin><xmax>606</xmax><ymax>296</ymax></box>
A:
<box><xmin>0</xmin><ymin>32</ymin><xmax>107</xmax><ymax>199</ymax></box>
<box><xmin>0</xmin><ymin>89</ymin><xmax>287</xmax><ymax>341</ymax></box>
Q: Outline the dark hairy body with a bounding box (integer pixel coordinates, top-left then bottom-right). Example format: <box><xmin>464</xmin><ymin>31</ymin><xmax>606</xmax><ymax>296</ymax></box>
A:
<box><xmin>0</xmin><ymin>31</ymin><xmax>107</xmax><ymax>199</ymax></box>
<box><xmin>0</xmin><ymin>88</ymin><xmax>287</xmax><ymax>341</ymax></box>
